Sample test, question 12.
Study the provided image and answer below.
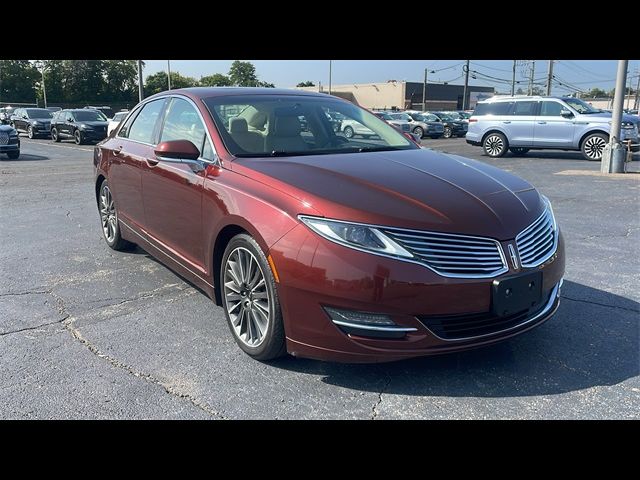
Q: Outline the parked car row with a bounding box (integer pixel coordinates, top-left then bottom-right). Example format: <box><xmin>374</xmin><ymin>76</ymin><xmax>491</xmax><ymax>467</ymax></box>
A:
<box><xmin>370</xmin><ymin>109</ymin><xmax>469</xmax><ymax>139</ymax></box>
<box><xmin>6</xmin><ymin>106</ymin><xmax>128</xmax><ymax>145</ymax></box>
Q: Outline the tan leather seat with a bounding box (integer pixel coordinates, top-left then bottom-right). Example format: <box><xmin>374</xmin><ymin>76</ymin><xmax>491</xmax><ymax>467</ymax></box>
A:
<box><xmin>229</xmin><ymin>117</ymin><xmax>264</xmax><ymax>153</ymax></box>
<box><xmin>248</xmin><ymin>111</ymin><xmax>268</xmax><ymax>132</ymax></box>
<box><xmin>266</xmin><ymin>116</ymin><xmax>309</xmax><ymax>153</ymax></box>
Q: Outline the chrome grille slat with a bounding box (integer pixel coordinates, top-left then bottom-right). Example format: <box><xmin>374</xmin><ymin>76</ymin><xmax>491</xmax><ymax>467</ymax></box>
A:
<box><xmin>384</xmin><ymin>228</ymin><xmax>507</xmax><ymax>278</ymax></box>
<box><xmin>516</xmin><ymin>207</ymin><xmax>557</xmax><ymax>268</ymax></box>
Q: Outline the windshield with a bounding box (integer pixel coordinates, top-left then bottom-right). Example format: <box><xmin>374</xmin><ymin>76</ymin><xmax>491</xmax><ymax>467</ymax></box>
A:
<box><xmin>375</xmin><ymin>112</ymin><xmax>393</xmax><ymax>121</ymax></box>
<box><xmin>563</xmin><ymin>98</ymin><xmax>601</xmax><ymax>114</ymax></box>
<box><xmin>434</xmin><ymin>113</ymin><xmax>453</xmax><ymax>121</ymax></box>
<box><xmin>26</xmin><ymin>109</ymin><xmax>52</xmax><ymax>119</ymax></box>
<box><xmin>74</xmin><ymin>110</ymin><xmax>108</xmax><ymax>121</ymax></box>
<box><xmin>445</xmin><ymin>112</ymin><xmax>462</xmax><ymax>120</ymax></box>
<box><xmin>203</xmin><ymin>95</ymin><xmax>416</xmax><ymax>157</ymax></box>
<box><xmin>414</xmin><ymin>113</ymin><xmax>438</xmax><ymax>122</ymax></box>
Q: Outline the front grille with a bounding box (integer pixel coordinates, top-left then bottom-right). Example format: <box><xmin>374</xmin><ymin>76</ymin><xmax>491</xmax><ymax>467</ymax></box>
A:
<box><xmin>383</xmin><ymin>228</ymin><xmax>507</xmax><ymax>278</ymax></box>
<box><xmin>0</xmin><ymin>132</ymin><xmax>7</xmax><ymax>145</ymax></box>
<box><xmin>516</xmin><ymin>208</ymin><xmax>556</xmax><ymax>267</ymax></box>
<box><xmin>417</xmin><ymin>289</ymin><xmax>554</xmax><ymax>340</ymax></box>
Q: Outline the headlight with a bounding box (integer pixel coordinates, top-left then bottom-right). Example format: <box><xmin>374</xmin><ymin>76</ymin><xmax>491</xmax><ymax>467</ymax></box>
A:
<box><xmin>299</xmin><ymin>215</ymin><xmax>414</xmax><ymax>258</ymax></box>
<box><xmin>540</xmin><ymin>194</ymin><xmax>558</xmax><ymax>232</ymax></box>
<box><xmin>621</xmin><ymin>122</ymin><xmax>634</xmax><ymax>129</ymax></box>
<box><xmin>80</xmin><ymin>124</ymin><xmax>93</xmax><ymax>130</ymax></box>
<box><xmin>32</xmin><ymin>121</ymin><xmax>40</xmax><ymax>126</ymax></box>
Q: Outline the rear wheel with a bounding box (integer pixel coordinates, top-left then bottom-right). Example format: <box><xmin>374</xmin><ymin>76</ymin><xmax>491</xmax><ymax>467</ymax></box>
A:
<box><xmin>510</xmin><ymin>147</ymin><xmax>530</xmax><ymax>156</ymax></box>
<box><xmin>483</xmin><ymin>132</ymin><xmax>508</xmax><ymax>158</ymax></box>
<box><xmin>27</xmin><ymin>126</ymin><xmax>34</xmax><ymax>139</ymax></box>
<box><xmin>221</xmin><ymin>234</ymin><xmax>286</xmax><ymax>361</ymax></box>
<box><xmin>98</xmin><ymin>179</ymin><xmax>134</xmax><ymax>251</ymax></box>
<box><xmin>343</xmin><ymin>126</ymin><xmax>354</xmax><ymax>138</ymax></box>
<box><xmin>74</xmin><ymin>129</ymin><xmax>84</xmax><ymax>145</ymax></box>
<box><xmin>581</xmin><ymin>132</ymin><xmax>608</xmax><ymax>161</ymax></box>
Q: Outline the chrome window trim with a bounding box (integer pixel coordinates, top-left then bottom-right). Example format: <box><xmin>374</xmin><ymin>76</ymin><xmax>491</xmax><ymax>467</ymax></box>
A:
<box><xmin>421</xmin><ymin>279</ymin><xmax>562</xmax><ymax>342</ymax></box>
<box><xmin>515</xmin><ymin>206</ymin><xmax>559</xmax><ymax>268</ymax></box>
<box><xmin>298</xmin><ymin>214</ymin><xmax>509</xmax><ymax>279</ymax></box>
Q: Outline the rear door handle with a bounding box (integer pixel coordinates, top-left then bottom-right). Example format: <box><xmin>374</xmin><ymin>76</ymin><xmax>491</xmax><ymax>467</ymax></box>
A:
<box><xmin>537</xmin><ymin>121</ymin><xmax>547</xmax><ymax>124</ymax></box>
<box><xmin>113</xmin><ymin>146</ymin><xmax>123</xmax><ymax>155</ymax></box>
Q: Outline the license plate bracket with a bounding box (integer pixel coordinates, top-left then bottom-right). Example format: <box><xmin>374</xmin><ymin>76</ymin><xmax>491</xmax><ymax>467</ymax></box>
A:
<box><xmin>492</xmin><ymin>271</ymin><xmax>542</xmax><ymax>317</ymax></box>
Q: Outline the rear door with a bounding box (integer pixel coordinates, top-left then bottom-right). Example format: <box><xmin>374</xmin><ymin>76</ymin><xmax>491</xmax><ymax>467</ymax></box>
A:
<box><xmin>533</xmin><ymin>100</ymin><xmax>575</xmax><ymax>148</ymax></box>
<box><xmin>109</xmin><ymin>98</ymin><xmax>167</xmax><ymax>231</ymax></box>
<box><xmin>505</xmin><ymin>100</ymin><xmax>537</xmax><ymax>147</ymax></box>
<box><xmin>140</xmin><ymin>96</ymin><xmax>207</xmax><ymax>269</ymax></box>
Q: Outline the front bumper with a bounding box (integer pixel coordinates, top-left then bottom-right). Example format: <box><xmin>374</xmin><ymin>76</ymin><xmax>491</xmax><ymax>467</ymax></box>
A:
<box><xmin>270</xmin><ymin>224</ymin><xmax>566</xmax><ymax>363</ymax></box>
<box><xmin>80</xmin><ymin>129</ymin><xmax>108</xmax><ymax>141</ymax></box>
<box><xmin>0</xmin><ymin>138</ymin><xmax>20</xmax><ymax>152</ymax></box>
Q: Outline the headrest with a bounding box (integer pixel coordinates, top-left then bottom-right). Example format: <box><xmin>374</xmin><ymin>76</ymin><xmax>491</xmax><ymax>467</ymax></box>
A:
<box><xmin>273</xmin><ymin>116</ymin><xmax>301</xmax><ymax>137</ymax></box>
<box><xmin>248</xmin><ymin>111</ymin><xmax>267</xmax><ymax>129</ymax></box>
<box><xmin>229</xmin><ymin>117</ymin><xmax>248</xmax><ymax>133</ymax></box>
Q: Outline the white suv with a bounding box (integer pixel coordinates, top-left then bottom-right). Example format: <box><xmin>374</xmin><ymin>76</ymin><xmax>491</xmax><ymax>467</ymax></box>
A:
<box><xmin>466</xmin><ymin>96</ymin><xmax>640</xmax><ymax>161</ymax></box>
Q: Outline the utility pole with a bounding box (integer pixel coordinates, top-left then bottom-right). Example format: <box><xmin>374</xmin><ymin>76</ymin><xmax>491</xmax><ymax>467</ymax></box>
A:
<box><xmin>634</xmin><ymin>70</ymin><xmax>639</xmax><ymax>109</ymax></box>
<box><xmin>328</xmin><ymin>60</ymin><xmax>332</xmax><ymax>95</ymax></box>
<box><xmin>511</xmin><ymin>60</ymin><xmax>517</xmax><ymax>96</ymax></box>
<box><xmin>41</xmin><ymin>68</ymin><xmax>47</xmax><ymax>108</ymax></box>
<box><xmin>625</xmin><ymin>68</ymin><xmax>632</xmax><ymax>109</ymax></box>
<box><xmin>546</xmin><ymin>60</ymin><xmax>554</xmax><ymax>96</ymax></box>
<box><xmin>167</xmin><ymin>60</ymin><xmax>172</xmax><ymax>90</ymax></box>
<box><xmin>422</xmin><ymin>68</ymin><xmax>428</xmax><ymax>111</ymax></box>
<box><xmin>601</xmin><ymin>60</ymin><xmax>628</xmax><ymax>174</ymax></box>
<box><xmin>137</xmin><ymin>60</ymin><xmax>144</xmax><ymax>102</ymax></box>
<box><xmin>462</xmin><ymin>60</ymin><xmax>470</xmax><ymax>110</ymax></box>
<box><xmin>528</xmin><ymin>61</ymin><xmax>535</xmax><ymax>95</ymax></box>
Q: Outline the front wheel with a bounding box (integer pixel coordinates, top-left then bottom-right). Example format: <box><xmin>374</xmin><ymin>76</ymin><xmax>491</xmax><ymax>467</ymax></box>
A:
<box><xmin>221</xmin><ymin>234</ymin><xmax>286</xmax><ymax>361</ymax></box>
<box><xmin>443</xmin><ymin>126</ymin><xmax>452</xmax><ymax>138</ymax></box>
<box><xmin>412</xmin><ymin>126</ymin><xmax>424</xmax><ymax>138</ymax></box>
<box><xmin>343</xmin><ymin>126</ymin><xmax>354</xmax><ymax>138</ymax></box>
<box><xmin>27</xmin><ymin>126</ymin><xmax>34</xmax><ymax>139</ymax></box>
<box><xmin>51</xmin><ymin>128</ymin><xmax>61</xmax><ymax>142</ymax></box>
<box><xmin>483</xmin><ymin>132</ymin><xmax>508</xmax><ymax>157</ymax></box>
<box><xmin>74</xmin><ymin>129</ymin><xmax>84</xmax><ymax>145</ymax></box>
<box><xmin>98</xmin><ymin>179</ymin><xmax>135</xmax><ymax>251</ymax></box>
<box><xmin>581</xmin><ymin>133</ymin><xmax>608</xmax><ymax>161</ymax></box>
<box><xmin>510</xmin><ymin>147</ymin><xmax>530</xmax><ymax>156</ymax></box>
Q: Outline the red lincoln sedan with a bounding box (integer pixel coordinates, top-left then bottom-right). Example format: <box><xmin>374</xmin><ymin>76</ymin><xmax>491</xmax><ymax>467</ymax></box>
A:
<box><xmin>93</xmin><ymin>87</ymin><xmax>565</xmax><ymax>363</ymax></box>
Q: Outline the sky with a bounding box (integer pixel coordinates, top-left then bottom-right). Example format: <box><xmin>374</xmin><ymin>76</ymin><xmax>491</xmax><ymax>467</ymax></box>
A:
<box><xmin>142</xmin><ymin>60</ymin><xmax>640</xmax><ymax>94</ymax></box>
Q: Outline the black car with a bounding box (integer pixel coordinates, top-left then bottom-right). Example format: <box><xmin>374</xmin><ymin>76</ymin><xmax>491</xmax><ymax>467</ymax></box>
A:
<box><xmin>429</xmin><ymin>111</ymin><xmax>468</xmax><ymax>138</ymax></box>
<box><xmin>84</xmin><ymin>105</ymin><xmax>114</xmax><ymax>119</ymax></box>
<box><xmin>51</xmin><ymin>109</ymin><xmax>109</xmax><ymax>145</ymax></box>
<box><xmin>0</xmin><ymin>124</ymin><xmax>20</xmax><ymax>159</ymax></box>
<box><xmin>10</xmin><ymin>108</ymin><xmax>53</xmax><ymax>138</ymax></box>
<box><xmin>0</xmin><ymin>107</ymin><xmax>17</xmax><ymax>125</ymax></box>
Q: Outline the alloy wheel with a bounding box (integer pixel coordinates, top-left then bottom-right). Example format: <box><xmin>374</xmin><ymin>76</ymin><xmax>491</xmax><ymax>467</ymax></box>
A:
<box><xmin>224</xmin><ymin>247</ymin><xmax>270</xmax><ymax>348</ymax></box>
<box><xmin>443</xmin><ymin>126</ymin><xmax>452</xmax><ymax>138</ymax></box>
<box><xmin>99</xmin><ymin>184</ymin><xmax>117</xmax><ymax>243</ymax></box>
<box><xmin>583</xmin><ymin>135</ymin><xmax>606</xmax><ymax>160</ymax></box>
<box><xmin>344</xmin><ymin>126</ymin><xmax>354</xmax><ymax>138</ymax></box>
<box><xmin>74</xmin><ymin>130</ymin><xmax>82</xmax><ymax>144</ymax></box>
<box><xmin>28</xmin><ymin>126</ymin><xmax>34</xmax><ymax>139</ymax></box>
<box><xmin>484</xmin><ymin>134</ymin><xmax>505</xmax><ymax>156</ymax></box>
<box><xmin>413</xmin><ymin>126</ymin><xmax>424</xmax><ymax>138</ymax></box>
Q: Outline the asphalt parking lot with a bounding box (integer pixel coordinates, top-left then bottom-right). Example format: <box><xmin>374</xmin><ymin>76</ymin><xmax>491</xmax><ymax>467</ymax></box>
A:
<box><xmin>1</xmin><ymin>136</ymin><xmax>639</xmax><ymax>419</ymax></box>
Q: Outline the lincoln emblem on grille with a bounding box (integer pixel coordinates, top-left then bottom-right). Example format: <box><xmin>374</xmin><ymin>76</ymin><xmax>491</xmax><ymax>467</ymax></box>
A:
<box><xmin>508</xmin><ymin>243</ymin><xmax>519</xmax><ymax>270</ymax></box>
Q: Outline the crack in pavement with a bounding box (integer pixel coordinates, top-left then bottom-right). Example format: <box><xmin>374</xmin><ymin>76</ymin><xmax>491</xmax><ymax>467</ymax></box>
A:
<box><xmin>0</xmin><ymin>289</ymin><xmax>52</xmax><ymax>297</ymax></box>
<box><xmin>371</xmin><ymin>374</ymin><xmax>392</xmax><ymax>420</ymax></box>
<box><xmin>62</xmin><ymin>317</ymin><xmax>225</xmax><ymax>419</ymax></box>
<box><xmin>583</xmin><ymin>226</ymin><xmax>638</xmax><ymax>240</ymax></box>
<box><xmin>561</xmin><ymin>295</ymin><xmax>639</xmax><ymax>313</ymax></box>
<box><xmin>0</xmin><ymin>315</ymin><xmax>70</xmax><ymax>337</ymax></box>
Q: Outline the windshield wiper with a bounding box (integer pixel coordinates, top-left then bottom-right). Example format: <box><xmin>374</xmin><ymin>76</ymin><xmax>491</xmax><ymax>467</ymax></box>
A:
<box><xmin>357</xmin><ymin>146</ymin><xmax>399</xmax><ymax>153</ymax></box>
<box><xmin>270</xmin><ymin>150</ymin><xmax>295</xmax><ymax>157</ymax></box>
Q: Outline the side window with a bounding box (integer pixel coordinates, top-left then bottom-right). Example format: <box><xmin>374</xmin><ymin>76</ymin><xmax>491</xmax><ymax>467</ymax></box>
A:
<box><xmin>126</xmin><ymin>99</ymin><xmax>166</xmax><ymax>144</ymax></box>
<box><xmin>511</xmin><ymin>101</ymin><xmax>537</xmax><ymax>116</ymax></box>
<box><xmin>118</xmin><ymin>109</ymin><xmax>138</xmax><ymax>138</ymax></box>
<box><xmin>159</xmin><ymin>98</ymin><xmax>206</xmax><ymax>155</ymax></box>
<box><xmin>201</xmin><ymin>137</ymin><xmax>215</xmax><ymax>161</ymax></box>
<box><xmin>539</xmin><ymin>101</ymin><xmax>563</xmax><ymax>117</ymax></box>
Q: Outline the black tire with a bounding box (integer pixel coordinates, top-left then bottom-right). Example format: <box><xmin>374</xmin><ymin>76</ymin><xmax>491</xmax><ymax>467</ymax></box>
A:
<box><xmin>51</xmin><ymin>127</ymin><xmax>61</xmax><ymax>142</ymax></box>
<box><xmin>510</xmin><ymin>147</ymin><xmax>530</xmax><ymax>156</ymax></box>
<box><xmin>581</xmin><ymin>132</ymin><xmax>608</xmax><ymax>161</ymax></box>
<box><xmin>412</xmin><ymin>126</ymin><xmax>424</xmax><ymax>138</ymax></box>
<box><xmin>443</xmin><ymin>126</ymin><xmax>452</xmax><ymax>138</ymax></box>
<box><xmin>482</xmin><ymin>132</ymin><xmax>509</xmax><ymax>158</ymax></box>
<box><xmin>74</xmin><ymin>129</ymin><xmax>84</xmax><ymax>145</ymax></box>
<box><xmin>220</xmin><ymin>233</ymin><xmax>286</xmax><ymax>361</ymax></box>
<box><xmin>343</xmin><ymin>126</ymin><xmax>354</xmax><ymax>138</ymax></box>
<box><xmin>6</xmin><ymin>151</ymin><xmax>20</xmax><ymax>160</ymax></box>
<box><xmin>27</xmin><ymin>126</ymin><xmax>34</xmax><ymax>139</ymax></box>
<box><xmin>97</xmin><ymin>179</ymin><xmax>135</xmax><ymax>251</ymax></box>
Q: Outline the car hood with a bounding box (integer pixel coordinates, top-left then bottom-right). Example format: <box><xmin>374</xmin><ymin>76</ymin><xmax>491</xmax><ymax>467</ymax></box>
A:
<box><xmin>30</xmin><ymin>118</ymin><xmax>51</xmax><ymax>123</ymax></box>
<box><xmin>236</xmin><ymin>148</ymin><xmax>544</xmax><ymax>240</ymax></box>
<box><xmin>0</xmin><ymin>124</ymin><xmax>16</xmax><ymax>133</ymax></box>
<box><xmin>583</xmin><ymin>112</ymin><xmax>639</xmax><ymax>125</ymax></box>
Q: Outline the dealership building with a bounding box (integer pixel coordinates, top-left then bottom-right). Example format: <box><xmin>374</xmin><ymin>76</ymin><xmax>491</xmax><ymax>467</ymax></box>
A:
<box><xmin>297</xmin><ymin>81</ymin><xmax>495</xmax><ymax>111</ymax></box>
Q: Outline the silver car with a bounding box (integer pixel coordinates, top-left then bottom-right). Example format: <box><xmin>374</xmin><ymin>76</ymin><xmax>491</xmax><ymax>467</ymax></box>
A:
<box><xmin>466</xmin><ymin>95</ymin><xmax>640</xmax><ymax>160</ymax></box>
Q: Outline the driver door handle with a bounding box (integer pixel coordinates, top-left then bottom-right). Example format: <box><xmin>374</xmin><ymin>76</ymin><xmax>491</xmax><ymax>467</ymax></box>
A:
<box><xmin>113</xmin><ymin>146</ymin><xmax>122</xmax><ymax>156</ymax></box>
<box><xmin>537</xmin><ymin>121</ymin><xmax>547</xmax><ymax>124</ymax></box>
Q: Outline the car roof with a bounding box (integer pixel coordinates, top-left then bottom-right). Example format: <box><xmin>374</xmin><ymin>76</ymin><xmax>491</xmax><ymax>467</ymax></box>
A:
<box><xmin>146</xmin><ymin>87</ymin><xmax>332</xmax><ymax>101</ymax></box>
<box><xmin>480</xmin><ymin>95</ymin><xmax>571</xmax><ymax>103</ymax></box>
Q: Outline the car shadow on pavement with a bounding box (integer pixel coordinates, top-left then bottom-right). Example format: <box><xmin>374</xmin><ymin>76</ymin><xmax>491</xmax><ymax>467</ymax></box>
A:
<box><xmin>271</xmin><ymin>280</ymin><xmax>639</xmax><ymax>398</ymax></box>
<box><xmin>1</xmin><ymin>154</ymin><xmax>49</xmax><ymax>162</ymax></box>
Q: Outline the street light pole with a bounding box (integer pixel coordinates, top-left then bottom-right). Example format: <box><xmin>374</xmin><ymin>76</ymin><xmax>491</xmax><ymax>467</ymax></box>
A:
<box><xmin>41</xmin><ymin>68</ymin><xmax>47</xmax><ymax>108</ymax></box>
<box><xmin>328</xmin><ymin>60</ymin><xmax>332</xmax><ymax>95</ymax></box>
<box><xmin>167</xmin><ymin>60</ymin><xmax>172</xmax><ymax>90</ymax></box>
<box><xmin>138</xmin><ymin>60</ymin><xmax>144</xmax><ymax>102</ymax></box>
<box><xmin>511</xmin><ymin>60</ymin><xmax>516</xmax><ymax>96</ymax></box>
<box><xmin>422</xmin><ymin>68</ymin><xmax>427</xmax><ymax>111</ymax></box>
<box><xmin>462</xmin><ymin>60</ymin><xmax>470</xmax><ymax>110</ymax></box>
<box><xmin>601</xmin><ymin>60</ymin><xmax>629</xmax><ymax>174</ymax></box>
<box><xmin>634</xmin><ymin>70</ymin><xmax>640</xmax><ymax>110</ymax></box>
<box><xmin>528</xmin><ymin>61</ymin><xmax>535</xmax><ymax>95</ymax></box>
<box><xmin>546</xmin><ymin>60</ymin><xmax>554</xmax><ymax>95</ymax></box>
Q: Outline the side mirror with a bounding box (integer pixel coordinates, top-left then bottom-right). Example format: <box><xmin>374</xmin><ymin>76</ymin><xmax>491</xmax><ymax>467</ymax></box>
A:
<box><xmin>560</xmin><ymin>109</ymin><xmax>574</xmax><ymax>118</ymax></box>
<box><xmin>154</xmin><ymin>140</ymin><xmax>201</xmax><ymax>160</ymax></box>
<box><xmin>66</xmin><ymin>117</ymin><xmax>74</xmax><ymax>122</ymax></box>
<box><xmin>403</xmin><ymin>132</ymin><xmax>421</xmax><ymax>144</ymax></box>
<box><xmin>23</xmin><ymin>114</ymin><xmax>28</xmax><ymax>119</ymax></box>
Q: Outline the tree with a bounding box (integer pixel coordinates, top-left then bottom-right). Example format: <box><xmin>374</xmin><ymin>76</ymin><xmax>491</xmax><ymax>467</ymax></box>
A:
<box><xmin>228</xmin><ymin>61</ymin><xmax>259</xmax><ymax>87</ymax></box>
<box><xmin>0</xmin><ymin>60</ymin><xmax>41</xmax><ymax>103</ymax></box>
<box><xmin>257</xmin><ymin>81</ymin><xmax>275</xmax><ymax>88</ymax></box>
<box><xmin>531</xmin><ymin>86</ymin><xmax>544</xmax><ymax>96</ymax></box>
<box><xmin>296</xmin><ymin>81</ymin><xmax>315</xmax><ymax>87</ymax></box>
<box><xmin>199</xmin><ymin>73</ymin><xmax>232</xmax><ymax>87</ymax></box>
<box><xmin>516</xmin><ymin>87</ymin><xmax>524</xmax><ymax>95</ymax></box>
<box><xmin>144</xmin><ymin>71</ymin><xmax>198</xmax><ymax>96</ymax></box>
<box><xmin>103</xmin><ymin>60</ymin><xmax>138</xmax><ymax>102</ymax></box>
<box><xmin>585</xmin><ymin>87</ymin><xmax>608</xmax><ymax>98</ymax></box>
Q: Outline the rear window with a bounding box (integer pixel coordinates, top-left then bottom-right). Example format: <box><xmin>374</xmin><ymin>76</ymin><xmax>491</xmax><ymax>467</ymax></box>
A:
<box><xmin>473</xmin><ymin>102</ymin><xmax>513</xmax><ymax>116</ymax></box>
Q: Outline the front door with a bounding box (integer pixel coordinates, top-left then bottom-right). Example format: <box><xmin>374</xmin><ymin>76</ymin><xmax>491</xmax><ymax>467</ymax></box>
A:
<box><xmin>533</xmin><ymin>100</ymin><xmax>575</xmax><ymax>148</ymax></box>
<box><xmin>140</xmin><ymin>97</ymin><xmax>207</xmax><ymax>270</ymax></box>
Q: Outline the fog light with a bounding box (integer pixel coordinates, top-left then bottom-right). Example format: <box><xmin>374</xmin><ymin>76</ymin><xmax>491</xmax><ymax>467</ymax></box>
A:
<box><xmin>323</xmin><ymin>306</ymin><xmax>417</xmax><ymax>339</ymax></box>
